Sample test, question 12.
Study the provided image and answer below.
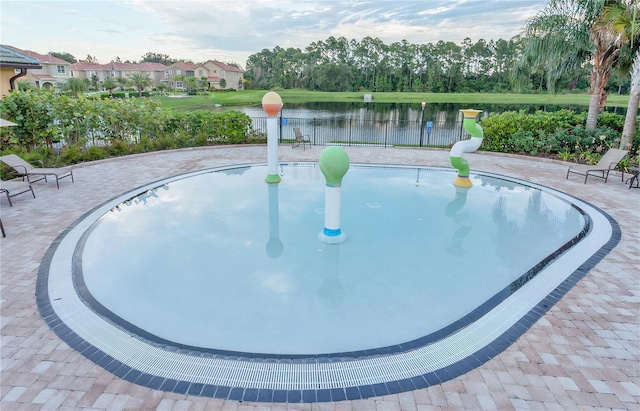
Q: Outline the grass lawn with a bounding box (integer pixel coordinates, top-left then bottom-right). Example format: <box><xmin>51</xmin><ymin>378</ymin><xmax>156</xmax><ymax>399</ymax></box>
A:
<box><xmin>150</xmin><ymin>90</ymin><xmax>631</xmax><ymax>110</ymax></box>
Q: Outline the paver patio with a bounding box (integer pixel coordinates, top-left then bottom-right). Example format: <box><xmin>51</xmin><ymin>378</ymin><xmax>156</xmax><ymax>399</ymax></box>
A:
<box><xmin>1</xmin><ymin>145</ymin><xmax>638</xmax><ymax>410</ymax></box>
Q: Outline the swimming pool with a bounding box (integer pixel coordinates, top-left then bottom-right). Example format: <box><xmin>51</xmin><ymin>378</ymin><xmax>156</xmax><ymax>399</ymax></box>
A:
<box><xmin>37</xmin><ymin>163</ymin><xmax>617</xmax><ymax>402</ymax></box>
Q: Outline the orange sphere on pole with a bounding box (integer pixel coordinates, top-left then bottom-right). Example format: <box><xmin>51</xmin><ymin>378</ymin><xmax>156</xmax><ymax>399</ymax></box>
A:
<box><xmin>262</xmin><ymin>92</ymin><xmax>283</xmax><ymax>117</ymax></box>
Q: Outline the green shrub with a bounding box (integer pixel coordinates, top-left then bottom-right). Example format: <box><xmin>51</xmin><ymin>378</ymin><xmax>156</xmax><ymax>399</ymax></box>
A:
<box><xmin>106</xmin><ymin>141</ymin><xmax>134</xmax><ymax>157</ymax></box>
<box><xmin>480</xmin><ymin>110</ymin><xmax>631</xmax><ymax>161</ymax></box>
<box><xmin>59</xmin><ymin>146</ymin><xmax>84</xmax><ymax>164</ymax></box>
<box><xmin>84</xmin><ymin>145</ymin><xmax>108</xmax><ymax>161</ymax></box>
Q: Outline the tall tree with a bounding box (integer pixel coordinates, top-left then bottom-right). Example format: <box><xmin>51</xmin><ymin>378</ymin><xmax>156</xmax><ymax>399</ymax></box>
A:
<box><xmin>81</xmin><ymin>54</ymin><xmax>99</xmax><ymax>64</ymax></box>
<box><xmin>309</xmin><ymin>63</ymin><xmax>353</xmax><ymax>91</ymax></box>
<box><xmin>622</xmin><ymin>52</ymin><xmax>640</xmax><ymax>150</ymax></box>
<box><xmin>602</xmin><ymin>0</ymin><xmax>640</xmax><ymax>149</ymax></box>
<box><xmin>516</xmin><ymin>0</ymin><xmax>628</xmax><ymax>129</ymax></box>
<box><xmin>140</xmin><ymin>52</ymin><xmax>176</xmax><ymax>66</ymax></box>
<box><xmin>48</xmin><ymin>51</ymin><xmax>77</xmax><ymax>63</ymax></box>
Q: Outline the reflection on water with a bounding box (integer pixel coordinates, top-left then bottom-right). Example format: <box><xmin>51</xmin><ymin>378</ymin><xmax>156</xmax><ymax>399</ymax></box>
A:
<box><xmin>445</xmin><ymin>186</ymin><xmax>472</xmax><ymax>256</ymax></box>
<box><xmin>208</xmin><ymin>101</ymin><xmax>624</xmax><ymax>122</ymax></box>
<box><xmin>265</xmin><ymin>184</ymin><xmax>283</xmax><ymax>258</ymax></box>
<box><xmin>80</xmin><ymin>165</ymin><xmax>587</xmax><ymax>355</ymax></box>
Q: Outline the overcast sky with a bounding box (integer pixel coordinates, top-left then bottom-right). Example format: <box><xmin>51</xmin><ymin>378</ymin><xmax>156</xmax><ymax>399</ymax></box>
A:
<box><xmin>2</xmin><ymin>0</ymin><xmax>547</xmax><ymax>67</ymax></box>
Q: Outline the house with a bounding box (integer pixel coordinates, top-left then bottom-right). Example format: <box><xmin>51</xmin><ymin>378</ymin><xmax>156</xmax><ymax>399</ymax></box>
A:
<box><xmin>69</xmin><ymin>61</ymin><xmax>169</xmax><ymax>90</ymax></box>
<box><xmin>163</xmin><ymin>62</ymin><xmax>197</xmax><ymax>89</ymax></box>
<box><xmin>0</xmin><ymin>44</ymin><xmax>244</xmax><ymax>94</ymax></box>
<box><xmin>135</xmin><ymin>62</ymin><xmax>170</xmax><ymax>84</ymax></box>
<box><xmin>2</xmin><ymin>45</ymin><xmax>70</xmax><ymax>91</ymax></box>
<box><xmin>193</xmin><ymin>60</ymin><xmax>244</xmax><ymax>90</ymax></box>
<box><xmin>69</xmin><ymin>61</ymin><xmax>107</xmax><ymax>83</ymax></box>
<box><xmin>0</xmin><ymin>45</ymin><xmax>42</xmax><ymax>97</ymax></box>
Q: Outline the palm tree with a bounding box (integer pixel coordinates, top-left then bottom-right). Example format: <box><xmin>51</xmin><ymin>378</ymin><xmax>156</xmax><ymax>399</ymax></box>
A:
<box><xmin>128</xmin><ymin>71</ymin><xmax>152</xmax><ymax>97</ymax></box>
<box><xmin>600</xmin><ymin>0</ymin><xmax>640</xmax><ymax>150</ymax></box>
<box><xmin>515</xmin><ymin>0</ymin><xmax>628</xmax><ymax>129</ymax></box>
<box><xmin>61</xmin><ymin>77</ymin><xmax>88</xmax><ymax>98</ymax></box>
<box><xmin>622</xmin><ymin>51</ymin><xmax>640</xmax><ymax>150</ymax></box>
<box><xmin>115</xmin><ymin>77</ymin><xmax>127</xmax><ymax>91</ymax></box>
<box><xmin>101</xmin><ymin>77</ymin><xmax>118</xmax><ymax>97</ymax></box>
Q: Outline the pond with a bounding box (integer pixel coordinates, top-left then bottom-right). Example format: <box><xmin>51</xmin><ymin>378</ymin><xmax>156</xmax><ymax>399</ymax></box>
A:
<box><xmin>205</xmin><ymin>101</ymin><xmax>627</xmax><ymax>123</ymax></box>
<box><xmin>195</xmin><ymin>102</ymin><xmax>628</xmax><ymax>148</ymax></box>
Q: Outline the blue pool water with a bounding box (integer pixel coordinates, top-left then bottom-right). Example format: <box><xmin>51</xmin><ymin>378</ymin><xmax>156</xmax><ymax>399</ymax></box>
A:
<box><xmin>77</xmin><ymin>164</ymin><xmax>587</xmax><ymax>355</ymax></box>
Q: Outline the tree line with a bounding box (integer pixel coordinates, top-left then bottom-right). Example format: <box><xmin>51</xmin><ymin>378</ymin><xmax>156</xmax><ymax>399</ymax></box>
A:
<box><xmin>243</xmin><ymin>0</ymin><xmax>639</xmax><ymax>149</ymax></box>
<box><xmin>242</xmin><ymin>35</ymin><xmax>627</xmax><ymax>94</ymax></box>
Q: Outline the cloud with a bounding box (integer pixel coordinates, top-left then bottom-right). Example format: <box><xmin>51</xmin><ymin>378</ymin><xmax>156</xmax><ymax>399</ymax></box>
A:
<box><xmin>1</xmin><ymin>0</ymin><xmax>546</xmax><ymax>65</ymax></box>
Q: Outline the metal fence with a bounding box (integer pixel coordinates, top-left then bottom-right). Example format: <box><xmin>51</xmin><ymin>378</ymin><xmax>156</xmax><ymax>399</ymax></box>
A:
<box><xmin>49</xmin><ymin>116</ymin><xmax>469</xmax><ymax>151</ymax></box>
<box><xmin>249</xmin><ymin>117</ymin><xmax>468</xmax><ymax>148</ymax></box>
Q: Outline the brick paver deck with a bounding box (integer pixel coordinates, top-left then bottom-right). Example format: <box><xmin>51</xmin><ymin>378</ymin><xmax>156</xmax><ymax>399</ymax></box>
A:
<box><xmin>1</xmin><ymin>146</ymin><xmax>638</xmax><ymax>410</ymax></box>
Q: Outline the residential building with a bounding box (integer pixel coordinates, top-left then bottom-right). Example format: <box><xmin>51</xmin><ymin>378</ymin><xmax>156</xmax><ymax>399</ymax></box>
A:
<box><xmin>69</xmin><ymin>61</ymin><xmax>107</xmax><ymax>83</ymax></box>
<box><xmin>194</xmin><ymin>60</ymin><xmax>244</xmax><ymax>90</ymax></box>
<box><xmin>2</xmin><ymin>45</ymin><xmax>70</xmax><ymax>91</ymax></box>
<box><xmin>0</xmin><ymin>44</ymin><xmax>244</xmax><ymax>94</ymax></box>
<box><xmin>0</xmin><ymin>45</ymin><xmax>42</xmax><ymax>97</ymax></box>
<box><xmin>163</xmin><ymin>62</ymin><xmax>197</xmax><ymax>89</ymax></box>
<box><xmin>70</xmin><ymin>61</ymin><xmax>169</xmax><ymax>88</ymax></box>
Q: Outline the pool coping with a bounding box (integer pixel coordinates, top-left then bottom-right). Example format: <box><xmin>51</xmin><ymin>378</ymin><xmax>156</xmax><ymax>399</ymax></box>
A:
<box><xmin>35</xmin><ymin>163</ymin><xmax>620</xmax><ymax>403</ymax></box>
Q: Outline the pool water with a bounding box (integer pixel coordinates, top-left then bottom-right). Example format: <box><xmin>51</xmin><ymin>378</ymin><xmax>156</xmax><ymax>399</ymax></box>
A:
<box><xmin>77</xmin><ymin>164</ymin><xmax>587</xmax><ymax>355</ymax></box>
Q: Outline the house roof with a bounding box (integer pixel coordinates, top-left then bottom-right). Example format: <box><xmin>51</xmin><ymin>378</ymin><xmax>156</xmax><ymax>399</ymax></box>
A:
<box><xmin>0</xmin><ymin>45</ymin><xmax>42</xmax><ymax>68</ymax></box>
<box><xmin>1</xmin><ymin>45</ymin><xmax>241</xmax><ymax>75</ymax></box>
<box><xmin>3</xmin><ymin>45</ymin><xmax>68</xmax><ymax>65</ymax></box>
<box><xmin>69</xmin><ymin>62</ymin><xmax>104</xmax><ymax>70</ymax></box>
<box><xmin>32</xmin><ymin>74</ymin><xmax>57</xmax><ymax>80</ymax></box>
<box><xmin>169</xmin><ymin>61</ymin><xmax>197</xmax><ymax>71</ymax></box>
<box><xmin>136</xmin><ymin>61</ymin><xmax>169</xmax><ymax>71</ymax></box>
<box><xmin>69</xmin><ymin>60</ymin><xmax>169</xmax><ymax>72</ymax></box>
<box><xmin>205</xmin><ymin>60</ymin><xmax>244</xmax><ymax>72</ymax></box>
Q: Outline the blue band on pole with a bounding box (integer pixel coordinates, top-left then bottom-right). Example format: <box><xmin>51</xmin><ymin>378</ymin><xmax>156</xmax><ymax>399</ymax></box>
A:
<box><xmin>323</xmin><ymin>227</ymin><xmax>342</xmax><ymax>236</ymax></box>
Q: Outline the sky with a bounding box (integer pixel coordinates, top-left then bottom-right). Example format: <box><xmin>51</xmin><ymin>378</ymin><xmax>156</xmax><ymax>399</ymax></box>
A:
<box><xmin>1</xmin><ymin>0</ymin><xmax>548</xmax><ymax>68</ymax></box>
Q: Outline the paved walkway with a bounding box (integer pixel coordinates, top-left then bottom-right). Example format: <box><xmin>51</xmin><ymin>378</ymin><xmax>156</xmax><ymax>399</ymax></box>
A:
<box><xmin>1</xmin><ymin>146</ymin><xmax>638</xmax><ymax>411</ymax></box>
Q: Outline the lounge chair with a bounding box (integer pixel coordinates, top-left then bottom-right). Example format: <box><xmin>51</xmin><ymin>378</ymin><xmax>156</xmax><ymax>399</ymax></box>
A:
<box><xmin>292</xmin><ymin>127</ymin><xmax>311</xmax><ymax>149</ymax></box>
<box><xmin>0</xmin><ymin>154</ymin><xmax>73</xmax><ymax>189</ymax></box>
<box><xmin>0</xmin><ymin>179</ymin><xmax>35</xmax><ymax>206</ymax></box>
<box><xmin>566</xmin><ymin>148</ymin><xmax>628</xmax><ymax>184</ymax></box>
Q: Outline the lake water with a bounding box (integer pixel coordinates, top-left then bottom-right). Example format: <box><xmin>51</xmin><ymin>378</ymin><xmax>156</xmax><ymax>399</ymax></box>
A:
<box><xmin>200</xmin><ymin>102</ymin><xmax>626</xmax><ymax>148</ymax></box>
<box><xmin>205</xmin><ymin>101</ymin><xmax>625</xmax><ymax>122</ymax></box>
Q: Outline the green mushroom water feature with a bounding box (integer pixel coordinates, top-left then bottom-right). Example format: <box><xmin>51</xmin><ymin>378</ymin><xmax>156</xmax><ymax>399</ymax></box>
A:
<box><xmin>318</xmin><ymin>146</ymin><xmax>350</xmax><ymax>244</ymax></box>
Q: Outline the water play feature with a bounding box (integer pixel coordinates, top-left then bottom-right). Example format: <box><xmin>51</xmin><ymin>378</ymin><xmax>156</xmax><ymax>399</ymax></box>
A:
<box><xmin>263</xmin><ymin>91</ymin><xmax>283</xmax><ymax>184</ymax></box>
<box><xmin>35</xmin><ymin>160</ymin><xmax>617</xmax><ymax>405</ymax></box>
<box><xmin>450</xmin><ymin>109</ymin><xmax>484</xmax><ymax>187</ymax></box>
<box><xmin>318</xmin><ymin>147</ymin><xmax>350</xmax><ymax>244</ymax></box>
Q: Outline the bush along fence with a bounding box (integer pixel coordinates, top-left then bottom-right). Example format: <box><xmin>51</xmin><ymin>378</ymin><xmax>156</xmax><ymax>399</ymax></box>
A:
<box><xmin>0</xmin><ymin>90</ymin><xmax>638</xmax><ymax>169</ymax></box>
<box><xmin>0</xmin><ymin>90</ymin><xmax>259</xmax><ymax>166</ymax></box>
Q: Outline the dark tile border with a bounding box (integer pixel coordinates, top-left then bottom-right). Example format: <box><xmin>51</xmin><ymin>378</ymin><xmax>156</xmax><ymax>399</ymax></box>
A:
<box><xmin>35</xmin><ymin>164</ymin><xmax>620</xmax><ymax>402</ymax></box>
